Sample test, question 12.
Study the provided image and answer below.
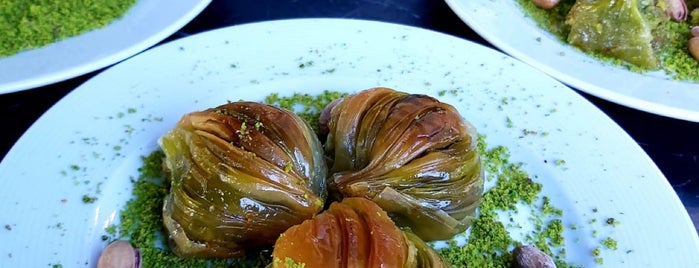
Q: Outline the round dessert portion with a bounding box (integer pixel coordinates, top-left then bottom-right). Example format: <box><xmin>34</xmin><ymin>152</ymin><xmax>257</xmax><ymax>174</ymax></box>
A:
<box><xmin>159</xmin><ymin>101</ymin><xmax>328</xmax><ymax>258</ymax></box>
<box><xmin>320</xmin><ymin>87</ymin><xmax>484</xmax><ymax>241</ymax></box>
<box><xmin>271</xmin><ymin>197</ymin><xmax>450</xmax><ymax>268</ymax></box>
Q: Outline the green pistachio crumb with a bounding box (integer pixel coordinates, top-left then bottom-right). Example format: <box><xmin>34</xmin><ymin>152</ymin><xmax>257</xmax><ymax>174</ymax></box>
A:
<box><xmin>237</xmin><ymin>121</ymin><xmax>251</xmax><ymax>140</ymax></box>
<box><xmin>501</xmin><ymin>97</ymin><xmax>510</xmax><ymax>105</ymax></box>
<box><xmin>606</xmin><ymin>217</ymin><xmax>620</xmax><ymax>227</ymax></box>
<box><xmin>543</xmin><ymin>219</ymin><xmax>565</xmax><ymax>247</ymax></box>
<box><xmin>505</xmin><ymin>116</ymin><xmax>514</xmax><ymax>128</ymax></box>
<box><xmin>595</xmin><ymin>257</ymin><xmax>604</xmax><ymax>265</ymax></box>
<box><xmin>298</xmin><ymin>61</ymin><xmax>314</xmax><ymax>68</ymax></box>
<box><xmin>104</xmin><ymin>225</ymin><xmax>117</xmax><ymax>236</ymax></box>
<box><xmin>82</xmin><ymin>195</ymin><xmax>97</xmax><ymax>204</ymax></box>
<box><xmin>602</xmin><ymin>237</ymin><xmax>618</xmax><ymax>250</ymax></box>
<box><xmin>542</xmin><ymin>196</ymin><xmax>563</xmax><ymax>216</ymax></box>
<box><xmin>284</xmin><ymin>257</ymin><xmax>306</xmax><ymax>268</ymax></box>
<box><xmin>593</xmin><ymin>247</ymin><xmax>605</xmax><ymax>265</ymax></box>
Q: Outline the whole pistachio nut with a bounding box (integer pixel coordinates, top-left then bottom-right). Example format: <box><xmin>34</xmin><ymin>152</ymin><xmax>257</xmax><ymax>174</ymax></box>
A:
<box><xmin>513</xmin><ymin>245</ymin><xmax>557</xmax><ymax>268</ymax></box>
<box><xmin>666</xmin><ymin>0</ymin><xmax>688</xmax><ymax>21</ymax></box>
<box><xmin>97</xmin><ymin>240</ymin><xmax>141</xmax><ymax>268</ymax></box>
<box><xmin>532</xmin><ymin>0</ymin><xmax>560</xmax><ymax>9</ymax></box>
<box><xmin>689</xmin><ymin>37</ymin><xmax>699</xmax><ymax>61</ymax></box>
<box><xmin>690</xmin><ymin>26</ymin><xmax>699</xmax><ymax>38</ymax></box>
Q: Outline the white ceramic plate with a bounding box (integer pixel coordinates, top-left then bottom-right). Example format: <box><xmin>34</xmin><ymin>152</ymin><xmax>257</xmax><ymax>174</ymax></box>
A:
<box><xmin>0</xmin><ymin>19</ymin><xmax>697</xmax><ymax>267</ymax></box>
<box><xmin>445</xmin><ymin>0</ymin><xmax>699</xmax><ymax>122</ymax></box>
<box><xmin>0</xmin><ymin>0</ymin><xmax>211</xmax><ymax>94</ymax></box>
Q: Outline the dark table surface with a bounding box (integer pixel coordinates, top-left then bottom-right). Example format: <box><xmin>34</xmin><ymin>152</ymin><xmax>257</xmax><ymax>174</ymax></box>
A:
<box><xmin>1</xmin><ymin>0</ymin><xmax>697</xmax><ymax>235</ymax></box>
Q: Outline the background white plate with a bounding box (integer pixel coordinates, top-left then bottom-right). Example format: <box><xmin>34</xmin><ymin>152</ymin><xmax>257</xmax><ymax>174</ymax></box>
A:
<box><xmin>445</xmin><ymin>0</ymin><xmax>699</xmax><ymax>122</ymax></box>
<box><xmin>0</xmin><ymin>19</ymin><xmax>697</xmax><ymax>267</ymax></box>
<box><xmin>0</xmin><ymin>0</ymin><xmax>210</xmax><ymax>94</ymax></box>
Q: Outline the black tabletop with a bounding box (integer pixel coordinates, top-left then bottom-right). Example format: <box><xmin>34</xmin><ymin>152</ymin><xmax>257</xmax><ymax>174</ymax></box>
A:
<box><xmin>1</xmin><ymin>0</ymin><xmax>697</xmax><ymax>235</ymax></box>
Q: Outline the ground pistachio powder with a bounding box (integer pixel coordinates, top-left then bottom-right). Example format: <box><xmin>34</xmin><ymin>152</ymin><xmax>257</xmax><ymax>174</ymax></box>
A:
<box><xmin>437</xmin><ymin>137</ymin><xmax>574</xmax><ymax>268</ymax></box>
<box><xmin>0</xmin><ymin>0</ymin><xmax>136</xmax><ymax>57</ymax></box>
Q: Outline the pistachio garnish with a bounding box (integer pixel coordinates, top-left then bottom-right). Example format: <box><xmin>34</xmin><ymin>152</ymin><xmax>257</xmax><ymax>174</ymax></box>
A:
<box><xmin>666</xmin><ymin>0</ymin><xmax>688</xmax><ymax>22</ymax></box>
<box><xmin>531</xmin><ymin>0</ymin><xmax>560</xmax><ymax>10</ymax></box>
<box><xmin>688</xmin><ymin>37</ymin><xmax>699</xmax><ymax>62</ymax></box>
<box><xmin>690</xmin><ymin>26</ymin><xmax>699</xmax><ymax>37</ymax></box>
<box><xmin>97</xmin><ymin>240</ymin><xmax>141</xmax><ymax>268</ymax></box>
<box><xmin>513</xmin><ymin>245</ymin><xmax>557</xmax><ymax>268</ymax></box>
